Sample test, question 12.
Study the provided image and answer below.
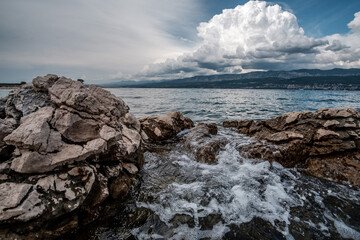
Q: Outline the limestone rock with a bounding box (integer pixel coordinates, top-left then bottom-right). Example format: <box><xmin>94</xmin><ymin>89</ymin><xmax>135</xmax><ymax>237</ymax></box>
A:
<box><xmin>140</xmin><ymin>111</ymin><xmax>194</xmax><ymax>141</ymax></box>
<box><xmin>48</xmin><ymin>77</ymin><xmax>128</xmax><ymax>125</ymax></box>
<box><xmin>183</xmin><ymin>123</ymin><xmax>228</xmax><ymax>164</ymax></box>
<box><xmin>223</xmin><ymin>120</ymin><xmax>238</xmax><ymax>128</ymax></box>
<box><xmin>4</xmin><ymin>107</ymin><xmax>54</xmax><ymax>153</ymax></box>
<box><xmin>228</xmin><ymin>108</ymin><xmax>360</xmax><ymax>186</ymax></box>
<box><xmin>32</xmin><ymin>74</ymin><xmax>59</xmax><ymax>92</ymax></box>
<box><xmin>265</xmin><ymin>131</ymin><xmax>304</xmax><ymax>142</ymax></box>
<box><xmin>0</xmin><ymin>74</ymin><xmax>144</xmax><ymax>238</ymax></box>
<box><xmin>4</xmin><ymin>84</ymin><xmax>53</xmax><ymax>121</ymax></box>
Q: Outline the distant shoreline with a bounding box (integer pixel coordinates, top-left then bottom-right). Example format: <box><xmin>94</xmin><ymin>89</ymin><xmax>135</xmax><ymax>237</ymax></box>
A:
<box><xmin>0</xmin><ymin>84</ymin><xmax>21</xmax><ymax>89</ymax></box>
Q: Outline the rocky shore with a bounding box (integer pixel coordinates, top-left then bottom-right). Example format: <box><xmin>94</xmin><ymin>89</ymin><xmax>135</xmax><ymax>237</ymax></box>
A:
<box><xmin>224</xmin><ymin>109</ymin><xmax>360</xmax><ymax>186</ymax></box>
<box><xmin>0</xmin><ymin>75</ymin><xmax>359</xmax><ymax>239</ymax></box>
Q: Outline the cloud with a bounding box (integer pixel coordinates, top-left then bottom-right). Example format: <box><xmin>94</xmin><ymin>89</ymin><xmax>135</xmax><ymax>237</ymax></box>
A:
<box><xmin>141</xmin><ymin>1</ymin><xmax>360</xmax><ymax>80</ymax></box>
<box><xmin>0</xmin><ymin>0</ymin><xmax>200</xmax><ymax>82</ymax></box>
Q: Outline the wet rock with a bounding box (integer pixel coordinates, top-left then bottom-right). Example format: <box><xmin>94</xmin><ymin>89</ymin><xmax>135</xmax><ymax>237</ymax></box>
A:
<box><xmin>0</xmin><ymin>75</ymin><xmax>144</xmax><ymax>238</ymax></box>
<box><xmin>223</xmin><ymin>120</ymin><xmax>238</xmax><ymax>128</ymax></box>
<box><xmin>122</xmin><ymin>162</ymin><xmax>139</xmax><ymax>175</ymax></box>
<box><xmin>109</xmin><ymin>175</ymin><xmax>131</xmax><ymax>199</ymax></box>
<box><xmin>305</xmin><ymin>153</ymin><xmax>360</xmax><ymax>186</ymax></box>
<box><xmin>183</xmin><ymin>123</ymin><xmax>228</xmax><ymax>164</ymax></box>
<box><xmin>140</xmin><ymin>111</ymin><xmax>194</xmax><ymax>141</ymax></box>
<box><xmin>229</xmin><ymin>108</ymin><xmax>360</xmax><ymax>186</ymax></box>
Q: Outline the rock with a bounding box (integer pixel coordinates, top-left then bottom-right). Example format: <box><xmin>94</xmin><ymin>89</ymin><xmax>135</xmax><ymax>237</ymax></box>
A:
<box><xmin>140</xmin><ymin>111</ymin><xmax>194</xmax><ymax>141</ymax></box>
<box><xmin>4</xmin><ymin>107</ymin><xmax>54</xmax><ymax>153</ymax></box>
<box><xmin>0</xmin><ymin>183</ymin><xmax>32</xmax><ymax>213</ymax></box>
<box><xmin>51</xmin><ymin>109</ymin><xmax>101</xmax><ymax>143</ymax></box>
<box><xmin>122</xmin><ymin>162</ymin><xmax>139</xmax><ymax>175</ymax></box>
<box><xmin>305</xmin><ymin>153</ymin><xmax>360</xmax><ymax>186</ymax></box>
<box><xmin>4</xmin><ymin>84</ymin><xmax>53</xmax><ymax>121</ymax></box>
<box><xmin>183</xmin><ymin>123</ymin><xmax>228</xmax><ymax>164</ymax></box>
<box><xmin>32</xmin><ymin>74</ymin><xmax>59</xmax><ymax>92</ymax></box>
<box><xmin>109</xmin><ymin>175</ymin><xmax>131</xmax><ymax>199</ymax></box>
<box><xmin>0</xmin><ymin>118</ymin><xmax>17</xmax><ymax>159</ymax></box>
<box><xmin>314</xmin><ymin>129</ymin><xmax>340</xmax><ymax>141</ymax></box>
<box><xmin>48</xmin><ymin>77</ymin><xmax>128</xmax><ymax>126</ymax></box>
<box><xmin>265</xmin><ymin>131</ymin><xmax>304</xmax><ymax>142</ymax></box>
<box><xmin>316</xmin><ymin>108</ymin><xmax>360</xmax><ymax>119</ymax></box>
<box><xmin>0</xmin><ymin>75</ymin><xmax>144</xmax><ymax>238</ymax></box>
<box><xmin>229</xmin><ymin>108</ymin><xmax>360</xmax><ymax>186</ymax></box>
<box><xmin>223</xmin><ymin>120</ymin><xmax>238</xmax><ymax>128</ymax></box>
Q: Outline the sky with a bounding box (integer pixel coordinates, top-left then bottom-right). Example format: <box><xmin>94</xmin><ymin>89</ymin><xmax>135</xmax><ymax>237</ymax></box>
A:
<box><xmin>0</xmin><ymin>0</ymin><xmax>360</xmax><ymax>84</ymax></box>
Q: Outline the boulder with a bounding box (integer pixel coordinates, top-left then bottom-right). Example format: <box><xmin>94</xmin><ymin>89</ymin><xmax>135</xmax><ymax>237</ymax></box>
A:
<box><xmin>183</xmin><ymin>123</ymin><xmax>228</xmax><ymax>164</ymax></box>
<box><xmin>140</xmin><ymin>111</ymin><xmax>194</xmax><ymax>141</ymax></box>
<box><xmin>0</xmin><ymin>75</ymin><xmax>144</xmax><ymax>239</ymax></box>
<box><xmin>229</xmin><ymin>108</ymin><xmax>360</xmax><ymax>186</ymax></box>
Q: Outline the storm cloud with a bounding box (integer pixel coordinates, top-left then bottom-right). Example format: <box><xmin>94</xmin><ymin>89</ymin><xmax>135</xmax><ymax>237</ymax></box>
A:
<box><xmin>141</xmin><ymin>1</ymin><xmax>360</xmax><ymax>80</ymax></box>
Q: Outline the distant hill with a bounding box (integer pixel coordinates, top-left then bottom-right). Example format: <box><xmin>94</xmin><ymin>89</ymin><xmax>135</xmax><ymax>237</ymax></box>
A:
<box><xmin>102</xmin><ymin>68</ymin><xmax>360</xmax><ymax>90</ymax></box>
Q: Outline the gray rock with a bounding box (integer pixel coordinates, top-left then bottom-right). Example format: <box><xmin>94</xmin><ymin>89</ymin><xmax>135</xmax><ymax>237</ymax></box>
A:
<box><xmin>4</xmin><ymin>107</ymin><xmax>54</xmax><ymax>153</ymax></box>
<box><xmin>0</xmin><ymin>75</ymin><xmax>144</xmax><ymax>238</ymax></box>
<box><xmin>140</xmin><ymin>111</ymin><xmax>194</xmax><ymax>141</ymax></box>
<box><xmin>228</xmin><ymin>108</ymin><xmax>360</xmax><ymax>186</ymax></box>
<box><xmin>32</xmin><ymin>74</ymin><xmax>59</xmax><ymax>92</ymax></box>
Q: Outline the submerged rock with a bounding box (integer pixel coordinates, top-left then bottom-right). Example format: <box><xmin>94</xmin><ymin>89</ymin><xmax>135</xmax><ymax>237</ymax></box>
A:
<box><xmin>0</xmin><ymin>75</ymin><xmax>144</xmax><ymax>239</ymax></box>
<box><xmin>227</xmin><ymin>108</ymin><xmax>360</xmax><ymax>186</ymax></box>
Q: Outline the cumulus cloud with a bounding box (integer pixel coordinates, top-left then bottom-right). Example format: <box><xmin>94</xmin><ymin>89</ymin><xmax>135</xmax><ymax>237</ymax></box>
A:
<box><xmin>141</xmin><ymin>1</ymin><xmax>360</xmax><ymax>80</ymax></box>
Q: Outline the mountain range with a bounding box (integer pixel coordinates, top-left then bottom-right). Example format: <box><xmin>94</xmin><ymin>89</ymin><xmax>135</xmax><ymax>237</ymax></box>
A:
<box><xmin>101</xmin><ymin>68</ymin><xmax>360</xmax><ymax>90</ymax></box>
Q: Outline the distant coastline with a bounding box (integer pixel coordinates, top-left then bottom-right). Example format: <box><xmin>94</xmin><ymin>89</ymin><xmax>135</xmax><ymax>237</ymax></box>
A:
<box><xmin>0</xmin><ymin>83</ymin><xmax>22</xmax><ymax>89</ymax></box>
<box><xmin>100</xmin><ymin>68</ymin><xmax>360</xmax><ymax>90</ymax></box>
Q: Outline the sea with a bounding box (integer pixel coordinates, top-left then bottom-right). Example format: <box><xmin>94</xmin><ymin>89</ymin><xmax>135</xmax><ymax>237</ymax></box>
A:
<box><xmin>1</xmin><ymin>88</ymin><xmax>360</xmax><ymax>239</ymax></box>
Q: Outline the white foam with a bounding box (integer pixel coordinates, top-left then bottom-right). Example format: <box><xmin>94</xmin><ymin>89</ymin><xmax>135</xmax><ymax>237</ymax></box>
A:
<box><xmin>135</xmin><ymin>129</ymin><xmax>360</xmax><ymax>239</ymax></box>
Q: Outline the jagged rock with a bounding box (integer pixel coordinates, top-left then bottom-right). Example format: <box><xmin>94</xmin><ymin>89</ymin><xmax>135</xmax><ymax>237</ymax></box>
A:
<box><xmin>33</xmin><ymin>74</ymin><xmax>59</xmax><ymax>92</ymax></box>
<box><xmin>4</xmin><ymin>84</ymin><xmax>53</xmax><ymax>121</ymax></box>
<box><xmin>0</xmin><ymin>118</ymin><xmax>17</xmax><ymax>159</ymax></box>
<box><xmin>230</xmin><ymin>108</ymin><xmax>360</xmax><ymax>186</ymax></box>
<box><xmin>223</xmin><ymin>120</ymin><xmax>238</xmax><ymax>128</ymax></box>
<box><xmin>4</xmin><ymin>107</ymin><xmax>54</xmax><ymax>153</ymax></box>
<box><xmin>183</xmin><ymin>123</ymin><xmax>228</xmax><ymax>164</ymax></box>
<box><xmin>140</xmin><ymin>111</ymin><xmax>194</xmax><ymax>141</ymax></box>
<box><xmin>50</xmin><ymin>109</ymin><xmax>101</xmax><ymax>143</ymax></box>
<box><xmin>0</xmin><ymin>75</ymin><xmax>144</xmax><ymax>239</ymax></box>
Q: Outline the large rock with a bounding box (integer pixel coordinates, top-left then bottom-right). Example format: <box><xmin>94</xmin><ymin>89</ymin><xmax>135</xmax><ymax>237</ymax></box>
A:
<box><xmin>0</xmin><ymin>75</ymin><xmax>144</xmax><ymax>239</ymax></box>
<box><xmin>183</xmin><ymin>123</ymin><xmax>228</xmax><ymax>164</ymax></box>
<box><xmin>140</xmin><ymin>111</ymin><xmax>194</xmax><ymax>141</ymax></box>
<box><xmin>228</xmin><ymin>108</ymin><xmax>360</xmax><ymax>186</ymax></box>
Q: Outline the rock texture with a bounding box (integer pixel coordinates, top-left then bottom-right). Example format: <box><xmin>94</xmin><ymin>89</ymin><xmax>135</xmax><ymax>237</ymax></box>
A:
<box><xmin>140</xmin><ymin>111</ymin><xmax>194</xmax><ymax>142</ymax></box>
<box><xmin>183</xmin><ymin>123</ymin><xmax>228</xmax><ymax>164</ymax></box>
<box><xmin>225</xmin><ymin>108</ymin><xmax>360</xmax><ymax>186</ymax></box>
<box><xmin>0</xmin><ymin>75</ymin><xmax>144</xmax><ymax>239</ymax></box>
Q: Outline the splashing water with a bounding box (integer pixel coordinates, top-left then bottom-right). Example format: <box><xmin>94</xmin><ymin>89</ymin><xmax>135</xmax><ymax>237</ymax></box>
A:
<box><xmin>92</xmin><ymin>129</ymin><xmax>360</xmax><ymax>240</ymax></box>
